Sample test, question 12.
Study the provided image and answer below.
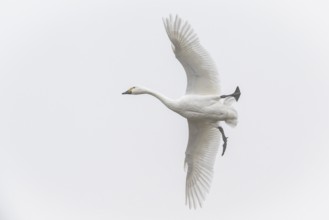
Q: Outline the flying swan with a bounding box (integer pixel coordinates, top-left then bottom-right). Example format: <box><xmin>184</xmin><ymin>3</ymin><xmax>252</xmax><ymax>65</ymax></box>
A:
<box><xmin>122</xmin><ymin>15</ymin><xmax>241</xmax><ymax>209</ymax></box>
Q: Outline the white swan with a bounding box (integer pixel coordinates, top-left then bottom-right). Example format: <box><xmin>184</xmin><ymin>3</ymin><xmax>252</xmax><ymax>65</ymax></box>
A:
<box><xmin>122</xmin><ymin>15</ymin><xmax>240</xmax><ymax>209</ymax></box>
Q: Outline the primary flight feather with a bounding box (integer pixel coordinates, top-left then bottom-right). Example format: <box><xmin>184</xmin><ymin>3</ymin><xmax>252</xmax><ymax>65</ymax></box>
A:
<box><xmin>123</xmin><ymin>15</ymin><xmax>240</xmax><ymax>209</ymax></box>
<box><xmin>162</xmin><ymin>15</ymin><xmax>220</xmax><ymax>95</ymax></box>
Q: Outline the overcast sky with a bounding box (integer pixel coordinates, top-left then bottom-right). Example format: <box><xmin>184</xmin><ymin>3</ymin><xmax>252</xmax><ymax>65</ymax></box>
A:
<box><xmin>1</xmin><ymin>0</ymin><xmax>329</xmax><ymax>219</ymax></box>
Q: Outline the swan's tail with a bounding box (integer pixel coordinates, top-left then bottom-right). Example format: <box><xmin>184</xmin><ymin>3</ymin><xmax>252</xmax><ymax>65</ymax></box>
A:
<box><xmin>223</xmin><ymin>97</ymin><xmax>238</xmax><ymax>127</ymax></box>
<box><xmin>225</xmin><ymin>118</ymin><xmax>238</xmax><ymax>127</ymax></box>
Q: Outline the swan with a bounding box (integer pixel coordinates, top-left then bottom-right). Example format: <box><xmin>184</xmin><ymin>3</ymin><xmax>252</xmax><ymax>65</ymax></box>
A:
<box><xmin>122</xmin><ymin>15</ymin><xmax>240</xmax><ymax>209</ymax></box>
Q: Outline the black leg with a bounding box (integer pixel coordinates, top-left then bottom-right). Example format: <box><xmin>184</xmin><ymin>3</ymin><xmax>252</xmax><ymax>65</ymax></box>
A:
<box><xmin>218</xmin><ymin>126</ymin><xmax>228</xmax><ymax>156</ymax></box>
<box><xmin>220</xmin><ymin>86</ymin><xmax>241</xmax><ymax>101</ymax></box>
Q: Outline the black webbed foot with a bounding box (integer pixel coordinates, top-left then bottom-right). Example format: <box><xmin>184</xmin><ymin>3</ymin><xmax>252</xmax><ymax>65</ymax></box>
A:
<box><xmin>220</xmin><ymin>86</ymin><xmax>241</xmax><ymax>101</ymax></box>
<box><xmin>218</xmin><ymin>126</ymin><xmax>228</xmax><ymax>156</ymax></box>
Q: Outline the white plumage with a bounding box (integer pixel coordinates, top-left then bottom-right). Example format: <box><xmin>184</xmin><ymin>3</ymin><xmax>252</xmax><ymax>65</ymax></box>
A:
<box><xmin>123</xmin><ymin>15</ymin><xmax>240</xmax><ymax>209</ymax></box>
<box><xmin>162</xmin><ymin>15</ymin><xmax>220</xmax><ymax>95</ymax></box>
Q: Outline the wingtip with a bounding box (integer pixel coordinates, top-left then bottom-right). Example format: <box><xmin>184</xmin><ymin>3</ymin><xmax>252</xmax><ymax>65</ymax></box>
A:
<box><xmin>163</xmin><ymin>14</ymin><xmax>182</xmax><ymax>23</ymax></box>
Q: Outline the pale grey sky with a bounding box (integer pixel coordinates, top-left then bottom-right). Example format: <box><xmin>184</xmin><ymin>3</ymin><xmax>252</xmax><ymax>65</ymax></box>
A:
<box><xmin>1</xmin><ymin>0</ymin><xmax>329</xmax><ymax>219</ymax></box>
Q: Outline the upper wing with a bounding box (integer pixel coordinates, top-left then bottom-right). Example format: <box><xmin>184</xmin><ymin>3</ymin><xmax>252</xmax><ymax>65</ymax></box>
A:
<box><xmin>184</xmin><ymin>120</ymin><xmax>221</xmax><ymax>209</ymax></box>
<box><xmin>163</xmin><ymin>15</ymin><xmax>220</xmax><ymax>95</ymax></box>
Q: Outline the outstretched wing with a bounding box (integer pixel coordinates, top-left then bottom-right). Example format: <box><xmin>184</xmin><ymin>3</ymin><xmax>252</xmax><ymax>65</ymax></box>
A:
<box><xmin>184</xmin><ymin>120</ymin><xmax>221</xmax><ymax>209</ymax></box>
<box><xmin>163</xmin><ymin>15</ymin><xmax>220</xmax><ymax>95</ymax></box>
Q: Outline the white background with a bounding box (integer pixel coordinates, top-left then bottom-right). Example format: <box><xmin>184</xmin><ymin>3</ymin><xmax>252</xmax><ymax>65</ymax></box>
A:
<box><xmin>1</xmin><ymin>0</ymin><xmax>329</xmax><ymax>219</ymax></box>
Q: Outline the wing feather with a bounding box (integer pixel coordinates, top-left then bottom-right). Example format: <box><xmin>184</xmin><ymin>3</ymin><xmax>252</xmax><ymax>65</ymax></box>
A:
<box><xmin>184</xmin><ymin>120</ymin><xmax>221</xmax><ymax>209</ymax></box>
<box><xmin>163</xmin><ymin>15</ymin><xmax>220</xmax><ymax>95</ymax></box>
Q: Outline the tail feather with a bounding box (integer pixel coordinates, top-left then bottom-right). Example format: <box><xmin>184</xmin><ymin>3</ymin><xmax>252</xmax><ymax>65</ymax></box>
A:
<box><xmin>225</xmin><ymin>118</ymin><xmax>238</xmax><ymax>127</ymax></box>
<box><xmin>223</xmin><ymin>97</ymin><xmax>236</xmax><ymax>106</ymax></box>
<box><xmin>223</xmin><ymin>98</ymin><xmax>238</xmax><ymax>127</ymax></box>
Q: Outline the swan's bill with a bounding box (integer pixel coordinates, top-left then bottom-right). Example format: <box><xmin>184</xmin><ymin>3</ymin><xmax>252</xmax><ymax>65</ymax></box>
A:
<box><xmin>122</xmin><ymin>87</ymin><xmax>136</xmax><ymax>95</ymax></box>
<box><xmin>122</xmin><ymin>90</ymin><xmax>132</xmax><ymax>95</ymax></box>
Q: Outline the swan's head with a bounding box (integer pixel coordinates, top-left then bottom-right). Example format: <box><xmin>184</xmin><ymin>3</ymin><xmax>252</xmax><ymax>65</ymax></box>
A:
<box><xmin>122</xmin><ymin>86</ymin><xmax>146</xmax><ymax>95</ymax></box>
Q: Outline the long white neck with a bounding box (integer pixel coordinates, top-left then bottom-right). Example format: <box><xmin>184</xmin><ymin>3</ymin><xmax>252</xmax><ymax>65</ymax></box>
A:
<box><xmin>142</xmin><ymin>88</ymin><xmax>176</xmax><ymax>111</ymax></box>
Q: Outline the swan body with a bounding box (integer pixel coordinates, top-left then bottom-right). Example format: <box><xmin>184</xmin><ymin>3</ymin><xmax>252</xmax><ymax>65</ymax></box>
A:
<box><xmin>174</xmin><ymin>94</ymin><xmax>237</xmax><ymax>123</ymax></box>
<box><xmin>122</xmin><ymin>15</ymin><xmax>240</xmax><ymax>209</ymax></box>
<box><xmin>124</xmin><ymin>87</ymin><xmax>237</xmax><ymax>123</ymax></box>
